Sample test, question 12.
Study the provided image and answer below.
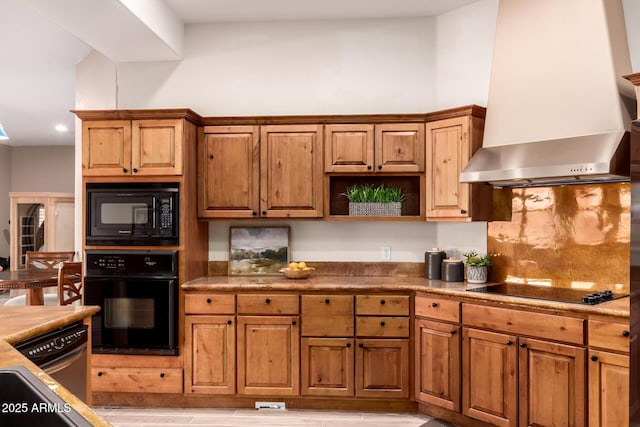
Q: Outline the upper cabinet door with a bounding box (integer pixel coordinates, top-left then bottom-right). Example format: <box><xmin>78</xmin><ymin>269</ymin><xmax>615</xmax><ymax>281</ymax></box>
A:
<box><xmin>131</xmin><ymin>119</ymin><xmax>183</xmax><ymax>176</ymax></box>
<box><xmin>375</xmin><ymin>123</ymin><xmax>425</xmax><ymax>172</ymax></box>
<box><xmin>198</xmin><ymin>126</ymin><xmax>260</xmax><ymax>218</ymax></box>
<box><xmin>426</xmin><ymin>116</ymin><xmax>470</xmax><ymax>219</ymax></box>
<box><xmin>324</xmin><ymin>124</ymin><xmax>374</xmax><ymax>173</ymax></box>
<box><xmin>82</xmin><ymin>120</ymin><xmax>132</xmax><ymax>176</ymax></box>
<box><xmin>260</xmin><ymin>125</ymin><xmax>323</xmax><ymax>218</ymax></box>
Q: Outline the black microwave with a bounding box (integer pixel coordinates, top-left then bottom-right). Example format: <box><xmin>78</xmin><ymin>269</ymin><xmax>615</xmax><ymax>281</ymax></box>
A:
<box><xmin>86</xmin><ymin>182</ymin><xmax>179</xmax><ymax>246</ymax></box>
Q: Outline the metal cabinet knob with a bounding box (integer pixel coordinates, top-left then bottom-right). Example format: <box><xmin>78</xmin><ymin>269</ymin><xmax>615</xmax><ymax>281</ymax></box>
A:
<box><xmin>122</xmin><ymin>168</ymin><xmax>128</xmax><ymax>173</ymax></box>
<box><xmin>132</xmin><ymin>168</ymin><xmax>138</xmax><ymax>173</ymax></box>
<box><xmin>460</xmin><ymin>209</ymin><xmax>467</xmax><ymax>214</ymax></box>
<box><xmin>292</xmin><ymin>320</ymin><xmax>297</xmax><ymax>325</ymax></box>
<box><xmin>359</xmin><ymin>343</ymin><xmax>364</xmax><ymax>348</ymax></box>
<box><xmin>206</xmin><ymin>298</ymin><xmax>212</xmax><ymax>303</ymax></box>
<box><xmin>227</xmin><ymin>320</ymin><xmax>232</xmax><ymax>325</ymax></box>
<box><xmin>520</xmin><ymin>343</ymin><xmax>527</xmax><ymax>348</ymax></box>
<box><xmin>622</xmin><ymin>330</ymin><xmax>630</xmax><ymax>337</ymax></box>
<box><xmin>160</xmin><ymin>373</ymin><xmax>165</xmax><ymax>378</ymax></box>
<box><xmin>591</xmin><ymin>355</ymin><xmax>599</xmax><ymax>362</ymax></box>
<box><xmin>450</xmin><ymin>329</ymin><xmax>457</xmax><ymax>335</ymax></box>
<box><xmin>431</xmin><ymin>302</ymin><xmax>439</xmax><ymax>308</ymax></box>
<box><xmin>346</xmin><ymin>343</ymin><xmax>351</xmax><ymax>348</ymax></box>
<box><xmin>380</xmin><ymin>300</ymin><xmax>386</xmax><ymax>305</ymax></box>
<box><xmin>506</xmin><ymin>341</ymin><xmax>513</xmax><ymax>346</ymax></box>
<box><xmin>377</xmin><ymin>165</ymin><xmax>382</xmax><ymax>170</ymax></box>
<box><xmin>367</xmin><ymin>165</ymin><xmax>372</xmax><ymax>170</ymax></box>
<box><xmin>97</xmin><ymin>371</ymin><xmax>104</xmax><ymax>376</ymax></box>
<box><xmin>325</xmin><ymin>299</ymin><xmax>330</xmax><ymax>304</ymax></box>
<box><xmin>265</xmin><ymin>298</ymin><xmax>271</xmax><ymax>304</ymax></box>
<box><xmin>380</xmin><ymin>321</ymin><xmax>386</xmax><ymax>326</ymax></box>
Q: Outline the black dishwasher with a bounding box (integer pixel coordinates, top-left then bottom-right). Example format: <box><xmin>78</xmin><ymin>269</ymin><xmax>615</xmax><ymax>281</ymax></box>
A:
<box><xmin>14</xmin><ymin>322</ymin><xmax>89</xmax><ymax>403</ymax></box>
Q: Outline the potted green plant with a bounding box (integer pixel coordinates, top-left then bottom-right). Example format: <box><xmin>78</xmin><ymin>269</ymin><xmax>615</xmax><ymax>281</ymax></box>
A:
<box><xmin>342</xmin><ymin>184</ymin><xmax>405</xmax><ymax>216</ymax></box>
<box><xmin>462</xmin><ymin>250</ymin><xmax>492</xmax><ymax>283</ymax></box>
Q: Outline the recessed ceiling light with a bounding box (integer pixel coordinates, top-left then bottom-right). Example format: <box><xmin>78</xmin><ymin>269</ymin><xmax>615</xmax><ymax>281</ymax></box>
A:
<box><xmin>0</xmin><ymin>123</ymin><xmax>9</xmax><ymax>140</ymax></box>
<box><xmin>55</xmin><ymin>124</ymin><xmax>68</xmax><ymax>133</ymax></box>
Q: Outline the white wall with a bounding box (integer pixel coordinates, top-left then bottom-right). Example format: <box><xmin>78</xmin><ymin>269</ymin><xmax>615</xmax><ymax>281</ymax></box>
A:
<box><xmin>76</xmin><ymin>10</ymin><xmax>497</xmax><ymax>262</ymax></box>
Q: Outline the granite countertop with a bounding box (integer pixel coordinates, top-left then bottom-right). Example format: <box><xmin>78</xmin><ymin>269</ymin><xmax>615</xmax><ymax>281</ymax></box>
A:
<box><xmin>0</xmin><ymin>305</ymin><xmax>109</xmax><ymax>426</ymax></box>
<box><xmin>182</xmin><ymin>275</ymin><xmax>630</xmax><ymax>319</ymax></box>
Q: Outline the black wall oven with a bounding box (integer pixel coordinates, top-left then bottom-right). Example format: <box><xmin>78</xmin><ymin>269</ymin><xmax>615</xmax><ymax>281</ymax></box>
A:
<box><xmin>84</xmin><ymin>250</ymin><xmax>178</xmax><ymax>356</ymax></box>
<box><xmin>86</xmin><ymin>182</ymin><xmax>179</xmax><ymax>246</ymax></box>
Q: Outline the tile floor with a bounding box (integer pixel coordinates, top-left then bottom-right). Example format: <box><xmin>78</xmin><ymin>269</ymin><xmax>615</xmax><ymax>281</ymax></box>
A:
<box><xmin>93</xmin><ymin>407</ymin><xmax>454</xmax><ymax>427</ymax></box>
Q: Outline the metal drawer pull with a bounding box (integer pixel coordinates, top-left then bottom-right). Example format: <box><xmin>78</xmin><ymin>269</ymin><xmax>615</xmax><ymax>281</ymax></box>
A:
<box><xmin>325</xmin><ymin>299</ymin><xmax>330</xmax><ymax>304</ymax></box>
<box><xmin>520</xmin><ymin>343</ymin><xmax>527</xmax><ymax>348</ymax></box>
<box><xmin>431</xmin><ymin>302</ymin><xmax>439</xmax><ymax>308</ymax></box>
<box><xmin>97</xmin><ymin>371</ymin><xmax>104</xmax><ymax>376</ymax></box>
<box><xmin>227</xmin><ymin>320</ymin><xmax>232</xmax><ymax>325</ymax></box>
<box><xmin>346</xmin><ymin>343</ymin><xmax>351</xmax><ymax>348</ymax></box>
<box><xmin>206</xmin><ymin>298</ymin><xmax>212</xmax><ymax>303</ymax></box>
<box><xmin>292</xmin><ymin>320</ymin><xmax>297</xmax><ymax>325</ymax></box>
<box><xmin>380</xmin><ymin>299</ymin><xmax>386</xmax><ymax>305</ymax></box>
<box><xmin>450</xmin><ymin>329</ymin><xmax>457</xmax><ymax>335</ymax></box>
<box><xmin>506</xmin><ymin>341</ymin><xmax>513</xmax><ymax>346</ymax></box>
<box><xmin>160</xmin><ymin>373</ymin><xmax>165</xmax><ymax>378</ymax></box>
<box><xmin>622</xmin><ymin>330</ymin><xmax>630</xmax><ymax>337</ymax></box>
<box><xmin>591</xmin><ymin>355</ymin><xmax>599</xmax><ymax>362</ymax></box>
<box><xmin>265</xmin><ymin>298</ymin><xmax>271</xmax><ymax>304</ymax></box>
<box><xmin>359</xmin><ymin>343</ymin><xmax>364</xmax><ymax>348</ymax></box>
<box><xmin>380</xmin><ymin>321</ymin><xmax>385</xmax><ymax>326</ymax></box>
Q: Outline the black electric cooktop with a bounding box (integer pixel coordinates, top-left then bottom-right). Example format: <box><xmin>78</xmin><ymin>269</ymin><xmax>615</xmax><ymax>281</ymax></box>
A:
<box><xmin>466</xmin><ymin>283</ymin><xmax>628</xmax><ymax>305</ymax></box>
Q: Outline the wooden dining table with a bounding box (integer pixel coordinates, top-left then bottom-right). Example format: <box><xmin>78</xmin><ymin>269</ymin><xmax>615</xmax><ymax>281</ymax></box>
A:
<box><xmin>0</xmin><ymin>269</ymin><xmax>60</xmax><ymax>305</ymax></box>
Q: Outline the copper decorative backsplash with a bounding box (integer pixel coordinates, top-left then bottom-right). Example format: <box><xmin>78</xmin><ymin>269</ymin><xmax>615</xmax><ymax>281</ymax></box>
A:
<box><xmin>487</xmin><ymin>183</ymin><xmax>630</xmax><ymax>293</ymax></box>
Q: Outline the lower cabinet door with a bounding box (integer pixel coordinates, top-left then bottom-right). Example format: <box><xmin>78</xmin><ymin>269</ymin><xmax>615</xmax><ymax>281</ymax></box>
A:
<box><xmin>185</xmin><ymin>315</ymin><xmax>236</xmax><ymax>394</ymax></box>
<box><xmin>237</xmin><ymin>316</ymin><xmax>300</xmax><ymax>396</ymax></box>
<box><xmin>462</xmin><ymin>328</ymin><xmax>517</xmax><ymax>427</ymax></box>
<box><xmin>588</xmin><ymin>350</ymin><xmax>629</xmax><ymax>427</ymax></box>
<box><xmin>355</xmin><ymin>339</ymin><xmax>409</xmax><ymax>398</ymax></box>
<box><xmin>301</xmin><ymin>337</ymin><xmax>354</xmax><ymax>397</ymax></box>
<box><xmin>415</xmin><ymin>319</ymin><xmax>460</xmax><ymax>411</ymax></box>
<box><xmin>519</xmin><ymin>338</ymin><xmax>586</xmax><ymax>427</ymax></box>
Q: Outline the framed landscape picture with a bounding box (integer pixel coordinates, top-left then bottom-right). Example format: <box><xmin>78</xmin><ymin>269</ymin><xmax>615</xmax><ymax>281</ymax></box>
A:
<box><xmin>228</xmin><ymin>226</ymin><xmax>290</xmax><ymax>275</ymax></box>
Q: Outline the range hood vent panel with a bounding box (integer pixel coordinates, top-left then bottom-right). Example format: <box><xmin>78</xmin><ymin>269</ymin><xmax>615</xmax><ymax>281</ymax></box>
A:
<box><xmin>459</xmin><ymin>131</ymin><xmax>630</xmax><ymax>187</ymax></box>
<box><xmin>462</xmin><ymin>0</ymin><xmax>633</xmax><ymax>187</ymax></box>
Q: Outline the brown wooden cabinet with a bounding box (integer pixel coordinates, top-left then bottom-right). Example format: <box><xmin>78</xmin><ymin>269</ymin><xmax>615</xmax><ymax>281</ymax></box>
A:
<box><xmin>198</xmin><ymin>126</ymin><xmax>260</xmax><ymax>218</ymax></box>
<box><xmin>425</xmin><ymin>109</ymin><xmax>491</xmax><ymax>221</ymax></box>
<box><xmin>325</xmin><ymin>123</ymin><xmax>424</xmax><ymax>173</ymax></box>
<box><xmin>588</xmin><ymin>319</ymin><xmax>631</xmax><ymax>427</ymax></box>
<box><xmin>462</xmin><ymin>303</ymin><xmax>586</xmax><ymax>427</ymax></box>
<box><xmin>184</xmin><ymin>293</ymin><xmax>236</xmax><ymax>395</ymax></box>
<box><xmin>185</xmin><ymin>315</ymin><xmax>236</xmax><ymax>394</ymax></box>
<box><xmin>237</xmin><ymin>315</ymin><xmax>300</xmax><ymax>396</ymax></box>
<box><xmin>198</xmin><ymin>124</ymin><xmax>323</xmax><ymax>218</ymax></box>
<box><xmin>82</xmin><ymin>119</ymin><xmax>185</xmax><ymax>176</ymax></box>
<box><xmin>414</xmin><ymin>295</ymin><xmax>461</xmax><ymax>411</ymax></box>
<box><xmin>519</xmin><ymin>337</ymin><xmax>585</xmax><ymax>427</ymax></box>
<box><xmin>355</xmin><ymin>338</ymin><xmax>409</xmax><ymax>399</ymax></box>
<box><xmin>301</xmin><ymin>337</ymin><xmax>355</xmax><ymax>397</ymax></box>
<box><xmin>462</xmin><ymin>328</ymin><xmax>517</xmax><ymax>427</ymax></box>
<box><xmin>354</xmin><ymin>294</ymin><xmax>410</xmax><ymax>399</ymax></box>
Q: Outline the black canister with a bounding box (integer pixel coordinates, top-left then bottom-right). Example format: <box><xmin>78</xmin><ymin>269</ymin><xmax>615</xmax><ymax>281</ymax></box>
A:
<box><xmin>441</xmin><ymin>258</ymin><xmax>464</xmax><ymax>282</ymax></box>
<box><xmin>425</xmin><ymin>248</ymin><xmax>447</xmax><ymax>279</ymax></box>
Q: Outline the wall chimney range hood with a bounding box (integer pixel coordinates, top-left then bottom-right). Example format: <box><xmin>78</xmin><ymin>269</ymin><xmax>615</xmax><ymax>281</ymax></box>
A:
<box><xmin>460</xmin><ymin>0</ymin><xmax>635</xmax><ymax>187</ymax></box>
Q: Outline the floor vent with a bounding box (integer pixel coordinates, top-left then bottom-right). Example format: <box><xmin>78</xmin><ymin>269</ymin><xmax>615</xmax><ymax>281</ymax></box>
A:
<box><xmin>255</xmin><ymin>401</ymin><xmax>286</xmax><ymax>410</ymax></box>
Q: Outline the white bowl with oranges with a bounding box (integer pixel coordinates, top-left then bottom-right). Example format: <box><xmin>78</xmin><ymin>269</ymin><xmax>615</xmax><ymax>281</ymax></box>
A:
<box><xmin>280</xmin><ymin>261</ymin><xmax>315</xmax><ymax>279</ymax></box>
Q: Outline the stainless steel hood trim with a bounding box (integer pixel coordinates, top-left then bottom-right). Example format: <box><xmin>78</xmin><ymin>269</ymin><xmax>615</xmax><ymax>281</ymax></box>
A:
<box><xmin>459</xmin><ymin>131</ymin><xmax>630</xmax><ymax>187</ymax></box>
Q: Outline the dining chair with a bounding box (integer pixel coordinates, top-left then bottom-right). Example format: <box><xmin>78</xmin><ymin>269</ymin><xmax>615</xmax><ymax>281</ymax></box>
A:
<box><xmin>57</xmin><ymin>261</ymin><xmax>83</xmax><ymax>306</ymax></box>
<box><xmin>25</xmin><ymin>251</ymin><xmax>75</xmax><ymax>271</ymax></box>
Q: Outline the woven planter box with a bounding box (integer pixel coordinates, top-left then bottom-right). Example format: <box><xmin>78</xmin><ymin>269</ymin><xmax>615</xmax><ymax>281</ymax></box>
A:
<box><xmin>348</xmin><ymin>202</ymin><xmax>402</xmax><ymax>217</ymax></box>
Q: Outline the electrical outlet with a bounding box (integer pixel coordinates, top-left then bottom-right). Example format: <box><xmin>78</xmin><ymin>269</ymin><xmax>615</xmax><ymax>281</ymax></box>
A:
<box><xmin>381</xmin><ymin>246</ymin><xmax>391</xmax><ymax>260</ymax></box>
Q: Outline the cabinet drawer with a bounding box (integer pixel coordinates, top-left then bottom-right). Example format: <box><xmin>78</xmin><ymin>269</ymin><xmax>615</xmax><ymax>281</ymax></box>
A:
<box><xmin>415</xmin><ymin>295</ymin><xmax>460</xmax><ymax>323</ymax></box>
<box><xmin>92</xmin><ymin>368</ymin><xmax>183</xmax><ymax>393</ymax></box>
<box><xmin>355</xmin><ymin>295</ymin><xmax>409</xmax><ymax>316</ymax></box>
<box><xmin>302</xmin><ymin>295</ymin><xmax>354</xmax><ymax>336</ymax></box>
<box><xmin>185</xmin><ymin>294</ymin><xmax>235</xmax><ymax>314</ymax></box>
<box><xmin>356</xmin><ymin>317</ymin><xmax>409</xmax><ymax>338</ymax></box>
<box><xmin>237</xmin><ymin>294</ymin><xmax>299</xmax><ymax>315</ymax></box>
<box><xmin>462</xmin><ymin>303</ymin><xmax>584</xmax><ymax>345</ymax></box>
<box><xmin>588</xmin><ymin>319</ymin><xmax>630</xmax><ymax>353</ymax></box>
